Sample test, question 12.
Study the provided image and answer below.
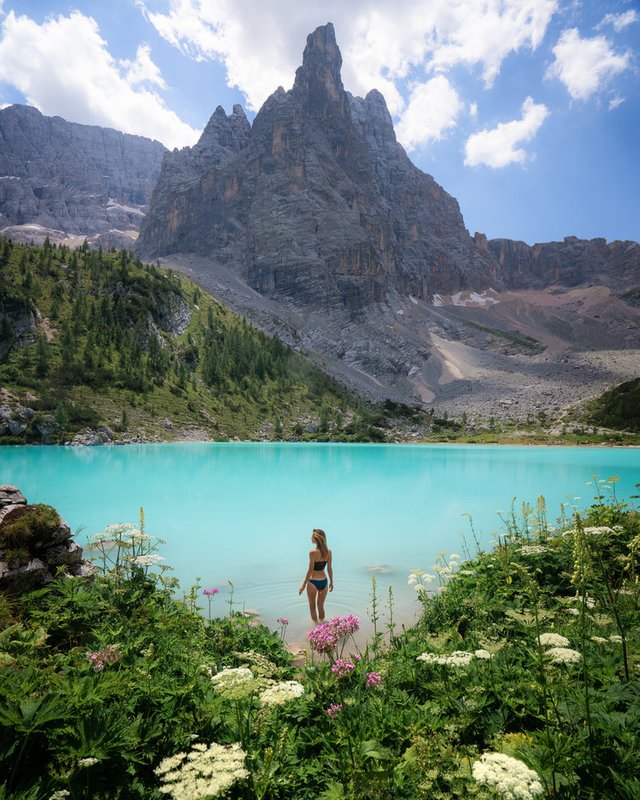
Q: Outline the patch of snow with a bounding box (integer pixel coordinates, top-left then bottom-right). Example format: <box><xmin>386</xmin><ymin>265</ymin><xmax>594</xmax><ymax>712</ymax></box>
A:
<box><xmin>409</xmin><ymin>296</ymin><xmax>419</xmax><ymax>305</ymax></box>
<box><xmin>432</xmin><ymin>294</ymin><xmax>444</xmax><ymax>307</ymax></box>
<box><xmin>451</xmin><ymin>290</ymin><xmax>499</xmax><ymax>307</ymax></box>
<box><xmin>106</xmin><ymin>199</ymin><xmax>144</xmax><ymax>216</ymax></box>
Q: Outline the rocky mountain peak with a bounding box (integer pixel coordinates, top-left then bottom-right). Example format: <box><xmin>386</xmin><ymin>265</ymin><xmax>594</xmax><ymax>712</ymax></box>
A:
<box><xmin>195</xmin><ymin>103</ymin><xmax>251</xmax><ymax>161</ymax></box>
<box><xmin>292</xmin><ymin>22</ymin><xmax>347</xmax><ymax>114</ymax></box>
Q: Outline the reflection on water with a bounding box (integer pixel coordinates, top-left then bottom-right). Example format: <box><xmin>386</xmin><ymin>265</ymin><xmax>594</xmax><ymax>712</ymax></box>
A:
<box><xmin>1</xmin><ymin>443</ymin><xmax>637</xmax><ymax>643</ymax></box>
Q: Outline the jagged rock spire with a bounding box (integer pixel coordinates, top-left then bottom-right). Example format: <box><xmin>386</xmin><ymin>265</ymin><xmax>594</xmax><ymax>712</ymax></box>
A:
<box><xmin>292</xmin><ymin>23</ymin><xmax>347</xmax><ymax>113</ymax></box>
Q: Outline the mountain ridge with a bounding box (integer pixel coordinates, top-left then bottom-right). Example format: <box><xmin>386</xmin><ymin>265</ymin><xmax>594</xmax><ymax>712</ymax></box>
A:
<box><xmin>1</xmin><ymin>23</ymin><xmax>638</xmax><ymax>415</ymax></box>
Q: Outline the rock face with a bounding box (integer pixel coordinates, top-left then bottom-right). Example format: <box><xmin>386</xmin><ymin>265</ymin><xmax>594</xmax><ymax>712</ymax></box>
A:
<box><xmin>488</xmin><ymin>236</ymin><xmax>640</xmax><ymax>293</ymax></box>
<box><xmin>0</xmin><ymin>485</ymin><xmax>94</xmax><ymax>593</ymax></box>
<box><xmin>0</xmin><ymin>104</ymin><xmax>167</xmax><ymax>247</ymax></box>
<box><xmin>137</xmin><ymin>23</ymin><xmax>640</xmax><ymax>411</ymax></box>
<box><xmin>137</xmin><ymin>23</ymin><xmax>495</xmax><ymax>313</ymax></box>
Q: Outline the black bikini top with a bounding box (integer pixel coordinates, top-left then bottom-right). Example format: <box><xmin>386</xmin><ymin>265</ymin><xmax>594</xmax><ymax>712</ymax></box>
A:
<box><xmin>313</xmin><ymin>559</ymin><xmax>327</xmax><ymax>571</ymax></box>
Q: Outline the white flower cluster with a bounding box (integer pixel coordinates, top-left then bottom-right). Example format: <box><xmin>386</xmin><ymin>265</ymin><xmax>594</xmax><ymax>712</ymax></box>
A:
<box><xmin>408</xmin><ymin>568</ymin><xmax>436</xmax><ymax>596</ymax></box>
<box><xmin>474</xmin><ymin>649</ymin><xmax>493</xmax><ymax>660</ymax></box>
<box><xmin>417</xmin><ymin>650</ymin><xmax>475</xmax><ymax>667</ymax></box>
<box><xmin>546</xmin><ymin>647</ymin><xmax>582</xmax><ymax>665</ymax></box>
<box><xmin>538</xmin><ymin>633</ymin><xmax>570</xmax><ymax>648</ymax></box>
<box><xmin>130</xmin><ymin>554</ymin><xmax>165</xmax><ymax>567</ymax></box>
<box><xmin>537</xmin><ymin>633</ymin><xmax>581</xmax><ymax>664</ymax></box>
<box><xmin>211</xmin><ymin>667</ymin><xmax>258</xmax><ymax>700</ymax></box>
<box><xmin>78</xmin><ymin>757</ymin><xmax>99</xmax><ymax>767</ymax></box>
<box><xmin>583</xmin><ymin>526</ymin><xmax>614</xmax><ymax>536</ymax></box>
<box><xmin>259</xmin><ymin>680</ymin><xmax>305</xmax><ymax>706</ymax></box>
<box><xmin>472</xmin><ymin>752</ymin><xmax>543</xmax><ymax>800</ymax></box>
<box><xmin>49</xmin><ymin>791</ymin><xmax>71</xmax><ymax>800</ymax></box>
<box><xmin>518</xmin><ymin>545</ymin><xmax>549</xmax><ymax>556</ymax></box>
<box><xmin>155</xmin><ymin>741</ymin><xmax>248</xmax><ymax>799</ymax></box>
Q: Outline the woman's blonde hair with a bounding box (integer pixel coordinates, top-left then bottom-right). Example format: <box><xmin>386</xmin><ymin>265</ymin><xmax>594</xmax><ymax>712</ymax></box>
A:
<box><xmin>312</xmin><ymin>528</ymin><xmax>328</xmax><ymax>558</ymax></box>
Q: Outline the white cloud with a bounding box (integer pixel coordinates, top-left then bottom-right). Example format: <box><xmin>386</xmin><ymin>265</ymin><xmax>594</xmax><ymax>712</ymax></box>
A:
<box><xmin>0</xmin><ymin>10</ymin><xmax>199</xmax><ymax>148</ymax></box>
<box><xmin>598</xmin><ymin>10</ymin><xmax>638</xmax><ymax>32</ymax></box>
<box><xmin>464</xmin><ymin>96</ymin><xmax>549</xmax><ymax>168</ymax></box>
<box><xmin>546</xmin><ymin>28</ymin><xmax>631</xmax><ymax>100</ymax></box>
<box><xmin>469</xmin><ymin>102</ymin><xmax>478</xmax><ymax>118</ymax></box>
<box><xmin>138</xmin><ymin>0</ymin><xmax>559</xmax><ymax>116</ymax></box>
<box><xmin>608</xmin><ymin>95</ymin><xmax>624</xmax><ymax>110</ymax></box>
<box><xmin>121</xmin><ymin>44</ymin><xmax>167</xmax><ymax>90</ymax></box>
<box><xmin>395</xmin><ymin>76</ymin><xmax>462</xmax><ymax>150</ymax></box>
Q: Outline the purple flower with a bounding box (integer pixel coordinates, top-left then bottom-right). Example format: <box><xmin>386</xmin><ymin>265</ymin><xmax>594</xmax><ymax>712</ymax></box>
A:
<box><xmin>365</xmin><ymin>671</ymin><xmax>383</xmax><ymax>688</ymax></box>
<box><xmin>306</xmin><ymin>615</ymin><xmax>361</xmax><ymax>654</ymax></box>
<box><xmin>326</xmin><ymin>703</ymin><xmax>343</xmax><ymax>719</ymax></box>
<box><xmin>203</xmin><ymin>588</ymin><xmax>219</xmax><ymax>596</ymax></box>
<box><xmin>331</xmin><ymin>659</ymin><xmax>355</xmax><ymax>678</ymax></box>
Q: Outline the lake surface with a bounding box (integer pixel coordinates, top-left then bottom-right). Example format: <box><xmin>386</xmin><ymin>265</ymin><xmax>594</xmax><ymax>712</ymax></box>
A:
<box><xmin>1</xmin><ymin>443</ymin><xmax>638</xmax><ymax>646</ymax></box>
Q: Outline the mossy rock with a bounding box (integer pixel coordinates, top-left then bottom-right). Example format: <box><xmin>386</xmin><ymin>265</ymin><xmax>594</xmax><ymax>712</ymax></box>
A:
<box><xmin>0</xmin><ymin>503</ymin><xmax>67</xmax><ymax>551</ymax></box>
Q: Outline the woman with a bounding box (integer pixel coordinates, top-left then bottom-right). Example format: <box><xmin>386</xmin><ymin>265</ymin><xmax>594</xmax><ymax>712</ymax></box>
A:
<box><xmin>299</xmin><ymin>528</ymin><xmax>333</xmax><ymax>623</ymax></box>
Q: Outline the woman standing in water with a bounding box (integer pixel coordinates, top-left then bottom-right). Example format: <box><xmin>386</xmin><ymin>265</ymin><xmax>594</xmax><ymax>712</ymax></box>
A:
<box><xmin>299</xmin><ymin>528</ymin><xmax>333</xmax><ymax>623</ymax></box>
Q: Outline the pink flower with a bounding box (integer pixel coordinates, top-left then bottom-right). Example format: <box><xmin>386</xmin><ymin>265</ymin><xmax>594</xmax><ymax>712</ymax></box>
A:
<box><xmin>277</xmin><ymin>617</ymin><xmax>289</xmax><ymax>625</ymax></box>
<box><xmin>326</xmin><ymin>703</ymin><xmax>343</xmax><ymax>719</ymax></box>
<box><xmin>86</xmin><ymin>644</ymin><xmax>121</xmax><ymax>672</ymax></box>
<box><xmin>203</xmin><ymin>588</ymin><xmax>219</xmax><ymax>596</ymax></box>
<box><xmin>306</xmin><ymin>615</ymin><xmax>361</xmax><ymax>654</ymax></box>
<box><xmin>331</xmin><ymin>659</ymin><xmax>355</xmax><ymax>678</ymax></box>
<box><xmin>365</xmin><ymin>671</ymin><xmax>383</xmax><ymax>688</ymax></box>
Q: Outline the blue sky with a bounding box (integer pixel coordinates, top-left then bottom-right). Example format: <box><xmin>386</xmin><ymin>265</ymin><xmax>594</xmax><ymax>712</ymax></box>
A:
<box><xmin>0</xmin><ymin>0</ymin><xmax>638</xmax><ymax>245</ymax></box>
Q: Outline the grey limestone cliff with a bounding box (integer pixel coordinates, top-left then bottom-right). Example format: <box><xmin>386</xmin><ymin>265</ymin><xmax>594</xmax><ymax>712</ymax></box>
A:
<box><xmin>0</xmin><ymin>104</ymin><xmax>167</xmax><ymax>246</ymax></box>
<box><xmin>137</xmin><ymin>23</ymin><xmax>496</xmax><ymax>315</ymax></box>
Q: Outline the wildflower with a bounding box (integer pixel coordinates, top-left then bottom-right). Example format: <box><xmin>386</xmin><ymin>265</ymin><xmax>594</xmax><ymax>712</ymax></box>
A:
<box><xmin>518</xmin><ymin>545</ymin><xmax>549</xmax><ymax>555</ymax></box>
<box><xmin>130</xmin><ymin>554</ymin><xmax>165</xmax><ymax>567</ymax></box>
<box><xmin>276</xmin><ymin>617</ymin><xmax>289</xmax><ymax>625</ymax></box>
<box><xmin>211</xmin><ymin>667</ymin><xmax>260</xmax><ymax>700</ymax></box>
<box><xmin>49</xmin><ymin>791</ymin><xmax>71</xmax><ymax>799</ymax></box>
<box><xmin>365</xmin><ymin>671</ymin><xmax>383</xmax><ymax>688</ymax></box>
<box><xmin>259</xmin><ymin>680</ymin><xmax>304</xmax><ymax>706</ymax></box>
<box><xmin>78</xmin><ymin>757</ymin><xmax>99</xmax><ymax>767</ymax></box>
<box><xmin>460</xmin><ymin>569</ymin><xmax>477</xmax><ymax>576</ymax></box>
<box><xmin>155</xmin><ymin>741</ymin><xmax>248</xmax><ymax>799</ymax></box>
<box><xmin>203</xmin><ymin>588</ymin><xmax>220</xmax><ymax>596</ymax></box>
<box><xmin>567</xmin><ymin>608</ymin><xmax>579</xmax><ymax>616</ymax></box>
<box><xmin>474</xmin><ymin>649</ymin><xmax>493</xmax><ymax>660</ymax></box>
<box><xmin>547</xmin><ymin>647</ymin><xmax>582</xmax><ymax>665</ymax></box>
<box><xmin>331</xmin><ymin>659</ymin><xmax>355</xmax><ymax>678</ymax></box>
<box><xmin>609</xmin><ymin>634</ymin><xmax>623</xmax><ymax>643</ymax></box>
<box><xmin>583</xmin><ymin>526</ymin><xmax>614</xmax><ymax>536</ymax></box>
<box><xmin>472</xmin><ymin>752</ymin><xmax>543</xmax><ymax>800</ymax></box>
<box><xmin>326</xmin><ymin>703</ymin><xmax>343</xmax><ymax>719</ymax></box>
<box><xmin>538</xmin><ymin>632</ymin><xmax>570</xmax><ymax>648</ymax></box>
<box><xmin>591</xmin><ymin>636</ymin><xmax>608</xmax><ymax>644</ymax></box>
<box><xmin>307</xmin><ymin>615</ymin><xmax>360</xmax><ymax>654</ymax></box>
<box><xmin>417</xmin><ymin>651</ymin><xmax>474</xmax><ymax>667</ymax></box>
<box><xmin>86</xmin><ymin>644</ymin><xmax>121</xmax><ymax>672</ymax></box>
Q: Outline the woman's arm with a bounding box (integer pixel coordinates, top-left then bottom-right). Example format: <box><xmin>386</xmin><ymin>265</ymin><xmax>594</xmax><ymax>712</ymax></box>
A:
<box><xmin>298</xmin><ymin>552</ymin><xmax>314</xmax><ymax>595</ymax></box>
<box><xmin>327</xmin><ymin>550</ymin><xmax>334</xmax><ymax>592</ymax></box>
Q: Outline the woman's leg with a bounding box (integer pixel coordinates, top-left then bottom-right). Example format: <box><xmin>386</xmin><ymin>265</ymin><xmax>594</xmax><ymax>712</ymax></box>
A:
<box><xmin>306</xmin><ymin>583</ymin><xmax>318</xmax><ymax>622</ymax></box>
<box><xmin>316</xmin><ymin>584</ymin><xmax>329</xmax><ymax>622</ymax></box>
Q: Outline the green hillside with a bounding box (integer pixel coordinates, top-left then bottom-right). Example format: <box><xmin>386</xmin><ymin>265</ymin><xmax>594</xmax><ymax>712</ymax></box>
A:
<box><xmin>0</xmin><ymin>237</ymin><xmax>381</xmax><ymax>443</ymax></box>
<box><xmin>581</xmin><ymin>378</ymin><xmax>640</xmax><ymax>432</ymax></box>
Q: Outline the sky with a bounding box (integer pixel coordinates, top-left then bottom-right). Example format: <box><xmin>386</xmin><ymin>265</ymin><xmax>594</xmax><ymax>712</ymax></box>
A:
<box><xmin>0</xmin><ymin>1</ymin><xmax>638</xmax><ymax>246</ymax></box>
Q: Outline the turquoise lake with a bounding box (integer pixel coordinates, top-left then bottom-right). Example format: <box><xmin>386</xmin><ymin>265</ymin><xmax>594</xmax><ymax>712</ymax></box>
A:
<box><xmin>1</xmin><ymin>443</ymin><xmax>638</xmax><ymax>646</ymax></box>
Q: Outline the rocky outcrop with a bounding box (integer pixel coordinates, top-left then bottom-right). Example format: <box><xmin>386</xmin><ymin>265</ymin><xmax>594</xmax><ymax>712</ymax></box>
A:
<box><xmin>137</xmin><ymin>23</ymin><xmax>496</xmax><ymax>315</ymax></box>
<box><xmin>488</xmin><ymin>236</ymin><xmax>640</xmax><ymax>293</ymax></box>
<box><xmin>0</xmin><ymin>104</ymin><xmax>167</xmax><ymax>245</ymax></box>
<box><xmin>0</xmin><ymin>486</ymin><xmax>94</xmax><ymax>593</ymax></box>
